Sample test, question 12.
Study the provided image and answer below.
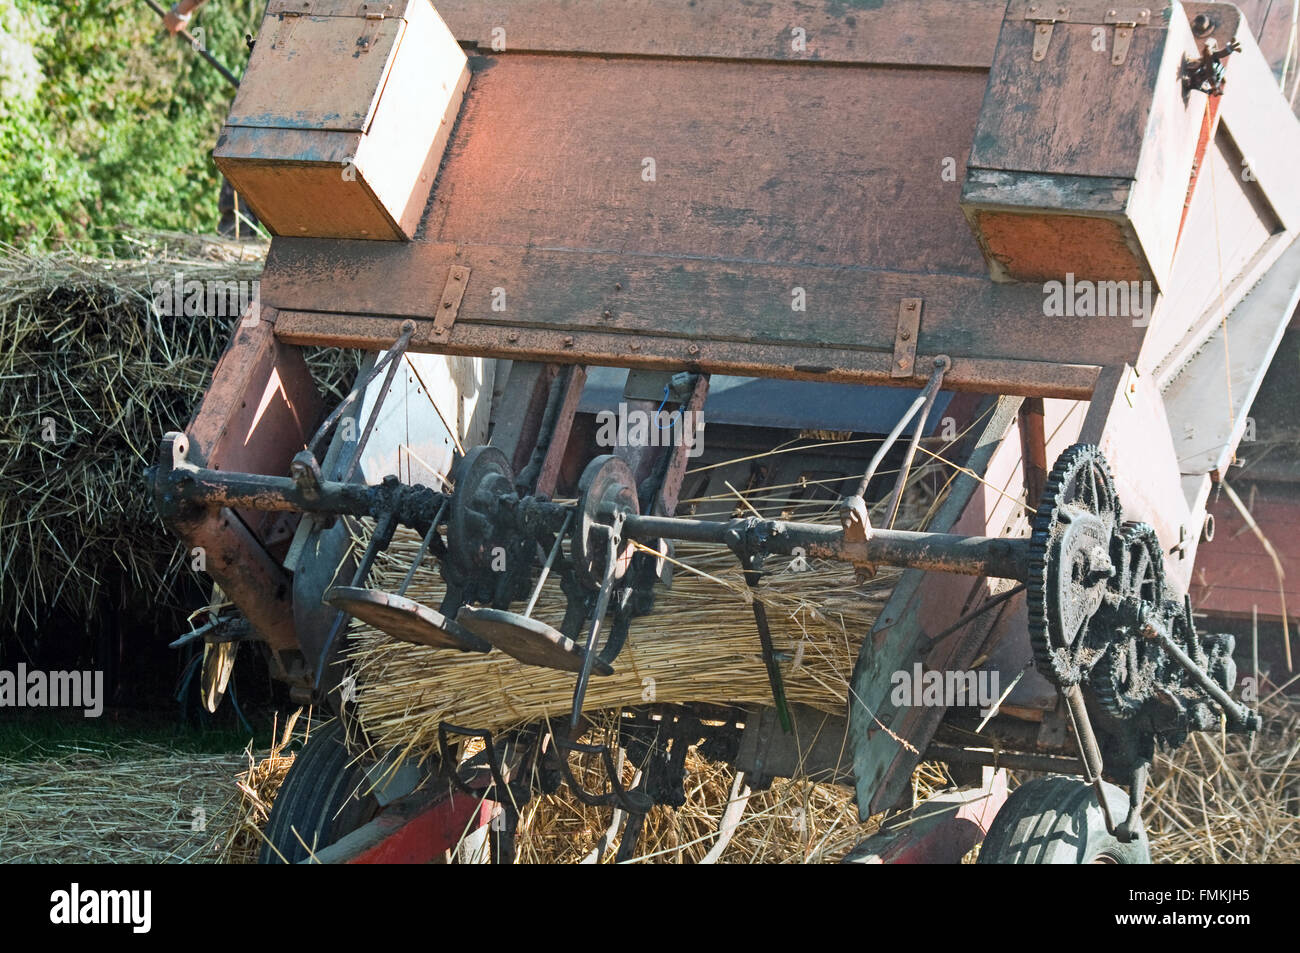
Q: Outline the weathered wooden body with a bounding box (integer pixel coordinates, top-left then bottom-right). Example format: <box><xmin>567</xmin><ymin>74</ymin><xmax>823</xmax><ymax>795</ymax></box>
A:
<box><xmin>175</xmin><ymin>0</ymin><xmax>1300</xmax><ymax>828</ymax></box>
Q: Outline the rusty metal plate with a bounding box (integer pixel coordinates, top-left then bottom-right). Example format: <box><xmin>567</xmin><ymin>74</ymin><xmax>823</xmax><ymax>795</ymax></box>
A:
<box><xmin>228</xmin><ymin>11</ymin><xmax>405</xmax><ymax>132</ymax></box>
<box><xmin>324</xmin><ymin>586</ymin><xmax>490</xmax><ymax>652</ymax></box>
<box><xmin>891</xmin><ymin>299</ymin><xmax>922</xmax><ymax>378</ymax></box>
<box><xmin>457</xmin><ymin>607</ymin><xmax>614</xmax><ymax>676</ymax></box>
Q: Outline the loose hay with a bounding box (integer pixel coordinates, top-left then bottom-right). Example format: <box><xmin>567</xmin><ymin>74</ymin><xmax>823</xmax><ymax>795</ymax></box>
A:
<box><xmin>217</xmin><ymin>709</ymin><xmax>306</xmax><ymax>865</ymax></box>
<box><xmin>0</xmin><ymin>741</ymin><xmax>242</xmax><ymax>863</ymax></box>
<box><xmin>1146</xmin><ymin>692</ymin><xmax>1300</xmax><ymax>864</ymax></box>
<box><xmin>0</xmin><ymin>233</ymin><xmax>358</xmax><ymax>640</ymax></box>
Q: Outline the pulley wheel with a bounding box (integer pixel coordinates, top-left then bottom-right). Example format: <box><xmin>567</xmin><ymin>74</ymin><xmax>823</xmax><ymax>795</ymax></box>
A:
<box><xmin>574</xmin><ymin>455</ymin><xmax>639</xmax><ymax>591</ymax></box>
<box><xmin>446</xmin><ymin>446</ymin><xmax>515</xmax><ymax>579</ymax></box>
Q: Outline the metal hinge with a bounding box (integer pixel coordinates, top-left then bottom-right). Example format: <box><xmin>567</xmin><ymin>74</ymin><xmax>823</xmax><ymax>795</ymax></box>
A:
<box><xmin>1025</xmin><ymin>4</ymin><xmax>1069</xmax><ymax>62</ymax></box>
<box><xmin>1023</xmin><ymin>3</ymin><xmax>1151</xmax><ymax>65</ymax></box>
<box><xmin>358</xmin><ymin>3</ymin><xmax>394</xmax><ymax>52</ymax></box>
<box><xmin>892</xmin><ymin>298</ymin><xmax>922</xmax><ymax>378</ymax></box>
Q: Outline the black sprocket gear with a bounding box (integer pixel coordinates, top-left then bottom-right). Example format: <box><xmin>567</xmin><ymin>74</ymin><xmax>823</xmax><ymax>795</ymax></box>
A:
<box><xmin>1092</xmin><ymin>523</ymin><xmax>1167</xmax><ymax>719</ymax></box>
<box><xmin>1027</xmin><ymin>444</ymin><xmax>1122</xmax><ymax>686</ymax></box>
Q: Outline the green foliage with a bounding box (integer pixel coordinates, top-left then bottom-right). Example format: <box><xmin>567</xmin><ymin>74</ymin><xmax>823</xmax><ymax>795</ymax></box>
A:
<box><xmin>0</xmin><ymin>0</ymin><xmax>262</xmax><ymax>249</ymax></box>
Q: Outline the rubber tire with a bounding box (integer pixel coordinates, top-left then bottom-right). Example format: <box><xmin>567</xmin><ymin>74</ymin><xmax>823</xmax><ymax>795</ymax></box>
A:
<box><xmin>976</xmin><ymin>776</ymin><xmax>1151</xmax><ymax>864</ymax></box>
<box><xmin>258</xmin><ymin>721</ymin><xmax>380</xmax><ymax>864</ymax></box>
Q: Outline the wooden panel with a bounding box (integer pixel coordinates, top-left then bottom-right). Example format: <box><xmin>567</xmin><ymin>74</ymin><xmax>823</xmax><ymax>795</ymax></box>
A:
<box><xmin>849</xmin><ymin>396</ymin><xmax>1024</xmax><ymax>814</ymax></box>
<box><xmin>1214</xmin><ymin>27</ymin><xmax>1300</xmax><ymax>229</ymax></box>
<box><xmin>1191</xmin><ymin>491</ymin><xmax>1300</xmax><ymax>620</ymax></box>
<box><xmin>1164</xmin><ymin>234</ymin><xmax>1300</xmax><ymax>479</ymax></box>
<box><xmin>273</xmin><ymin>308</ymin><xmax>1103</xmax><ymax>398</ymax></box>
<box><xmin>433</xmin><ymin>0</ymin><xmax>1008</xmax><ymax>68</ymax></box>
<box><xmin>969</xmin><ymin>5</ymin><xmax>1172</xmax><ymax>179</ymax></box>
<box><xmin>424</xmin><ymin>55</ymin><xmax>989</xmax><ymax>277</ymax></box>
<box><xmin>228</xmin><ymin>13</ymin><xmax>404</xmax><ymax>131</ymax></box>
<box><xmin>262</xmin><ymin>241</ymin><xmax>1146</xmax><ymax>370</ymax></box>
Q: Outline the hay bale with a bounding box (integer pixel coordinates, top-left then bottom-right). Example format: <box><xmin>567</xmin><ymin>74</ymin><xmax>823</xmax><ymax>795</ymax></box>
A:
<box><xmin>350</xmin><ymin>527</ymin><xmax>898</xmax><ymax>766</ymax></box>
<box><xmin>0</xmin><ymin>233</ymin><xmax>356</xmax><ymax>643</ymax></box>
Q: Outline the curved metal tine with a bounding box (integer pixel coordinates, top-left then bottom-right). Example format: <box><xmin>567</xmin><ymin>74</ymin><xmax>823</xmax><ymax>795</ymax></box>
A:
<box><xmin>308</xmin><ymin>323</ymin><xmax>415</xmax><ymax>457</ymax></box>
<box><xmin>398</xmin><ymin>500</ymin><xmax>448</xmax><ymax>597</ymax></box>
<box><xmin>551</xmin><ymin>731</ymin><xmax>648</xmax><ymax>814</ymax></box>
<box><xmin>853</xmin><ymin>356</ymin><xmax>949</xmax><ymax>499</ymax></box>
<box><xmin>524</xmin><ymin>511</ymin><xmax>573</xmax><ymax>618</ymax></box>
<box><xmin>882</xmin><ymin>359</ymin><xmax>949</xmax><ymax>528</ymax></box>
<box><xmin>437</xmin><ymin>721</ymin><xmax>515</xmax><ymax>804</ymax></box>
<box><xmin>568</xmin><ymin>529</ymin><xmax>620</xmax><ymax>732</ymax></box>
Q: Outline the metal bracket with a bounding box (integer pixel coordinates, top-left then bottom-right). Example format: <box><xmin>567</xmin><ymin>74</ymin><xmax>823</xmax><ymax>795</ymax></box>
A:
<box><xmin>892</xmin><ymin>298</ymin><xmax>922</xmax><ymax>378</ymax></box>
<box><xmin>1024</xmin><ymin>5</ymin><xmax>1067</xmax><ymax>62</ymax></box>
<box><xmin>358</xmin><ymin>3</ymin><xmax>393</xmax><ymax>53</ymax></box>
<box><xmin>433</xmin><ymin>265</ymin><xmax>470</xmax><ymax>338</ymax></box>
<box><xmin>1105</xmin><ymin>9</ymin><xmax>1148</xmax><ymax>65</ymax></box>
<box><xmin>1023</xmin><ymin>3</ymin><xmax>1150</xmax><ymax>64</ymax></box>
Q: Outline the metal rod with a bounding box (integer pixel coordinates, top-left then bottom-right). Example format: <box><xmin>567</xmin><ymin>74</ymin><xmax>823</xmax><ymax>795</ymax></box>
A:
<box><xmin>1154</xmin><ymin>627</ymin><xmax>1261</xmax><ymax>730</ymax></box>
<box><xmin>853</xmin><ymin>357</ymin><xmax>950</xmax><ymax>499</ymax></box>
<box><xmin>923</xmin><ymin>743</ymin><xmax>1084</xmax><ymax>775</ymax></box>
<box><xmin>525</xmin><ymin>512</ymin><xmax>572</xmax><ymax>618</ymax></box>
<box><xmin>343</xmin><ymin>332</ymin><xmax>415</xmax><ymax>483</ymax></box>
<box><xmin>398</xmin><ymin>500</ymin><xmax>447</xmax><ymax>597</ymax></box>
<box><xmin>569</xmin><ymin>532</ymin><xmax>619</xmax><ymax>732</ymax></box>
<box><xmin>308</xmin><ymin>324</ymin><xmax>415</xmax><ymax>458</ymax></box>
<box><xmin>1063</xmin><ymin>683</ymin><xmax>1120</xmax><ymax>836</ymax></box>
<box><xmin>882</xmin><ymin>356</ymin><xmax>950</xmax><ymax>528</ymax></box>
<box><xmin>623</xmin><ymin>515</ymin><xmax>1028</xmax><ymax>581</ymax></box>
<box><xmin>141</xmin><ymin>0</ymin><xmax>241</xmax><ymax>88</ymax></box>
<box><xmin>919</xmin><ymin>584</ymin><xmax>1026</xmax><ymax>653</ymax></box>
<box><xmin>750</xmin><ymin>596</ymin><xmax>792</xmax><ymax>733</ymax></box>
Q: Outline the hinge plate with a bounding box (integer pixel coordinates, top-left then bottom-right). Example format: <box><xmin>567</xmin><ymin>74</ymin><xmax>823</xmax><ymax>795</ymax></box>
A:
<box><xmin>892</xmin><ymin>299</ymin><xmax>922</xmax><ymax>378</ymax></box>
<box><xmin>1022</xmin><ymin>2</ymin><xmax>1151</xmax><ymax>63</ymax></box>
<box><xmin>433</xmin><ymin>265</ymin><xmax>470</xmax><ymax>337</ymax></box>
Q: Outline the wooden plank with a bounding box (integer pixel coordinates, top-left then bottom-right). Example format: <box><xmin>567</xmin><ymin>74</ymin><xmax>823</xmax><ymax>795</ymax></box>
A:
<box><xmin>424</xmin><ymin>55</ymin><xmax>989</xmax><ymax>278</ymax></box>
<box><xmin>969</xmin><ymin>6</ymin><xmax>1172</xmax><ymax>180</ymax></box>
<box><xmin>1192</xmin><ymin>490</ymin><xmax>1300</xmax><ymax>619</ymax></box>
<box><xmin>262</xmin><ymin>242</ymin><xmax>1144</xmax><ymax>370</ymax></box>
<box><xmin>1215</xmin><ymin>25</ymin><xmax>1300</xmax><ymax>229</ymax></box>
<box><xmin>274</xmin><ymin>308</ymin><xmax>1103</xmax><ymax>399</ymax></box>
<box><xmin>433</xmin><ymin>0</ymin><xmax>1007</xmax><ymax>69</ymax></box>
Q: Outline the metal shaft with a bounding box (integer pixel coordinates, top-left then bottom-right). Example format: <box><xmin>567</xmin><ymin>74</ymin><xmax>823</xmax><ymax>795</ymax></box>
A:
<box><xmin>624</xmin><ymin>515</ymin><xmax>1029</xmax><ymax>582</ymax></box>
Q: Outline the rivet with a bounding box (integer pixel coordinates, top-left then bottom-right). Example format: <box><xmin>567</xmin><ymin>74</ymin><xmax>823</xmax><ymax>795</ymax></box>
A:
<box><xmin>688</xmin><ymin>344</ymin><xmax>700</xmax><ymax>355</ymax></box>
<box><xmin>507</xmin><ymin>331</ymin><xmax>519</xmax><ymax>342</ymax></box>
<box><xmin>563</xmin><ymin>336</ymin><xmax>574</xmax><ymax>347</ymax></box>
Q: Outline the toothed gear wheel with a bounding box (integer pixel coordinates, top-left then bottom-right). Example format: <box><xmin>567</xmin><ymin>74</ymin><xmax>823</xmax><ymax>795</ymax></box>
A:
<box><xmin>1027</xmin><ymin>444</ymin><xmax>1122</xmax><ymax>686</ymax></box>
<box><xmin>1092</xmin><ymin>523</ymin><xmax>1167</xmax><ymax>719</ymax></box>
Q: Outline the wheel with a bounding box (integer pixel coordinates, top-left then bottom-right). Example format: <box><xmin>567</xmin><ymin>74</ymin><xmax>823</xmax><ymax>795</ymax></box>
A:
<box><xmin>976</xmin><ymin>776</ymin><xmax>1150</xmax><ymax>864</ymax></box>
<box><xmin>259</xmin><ymin>721</ymin><xmax>380</xmax><ymax>864</ymax></box>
